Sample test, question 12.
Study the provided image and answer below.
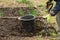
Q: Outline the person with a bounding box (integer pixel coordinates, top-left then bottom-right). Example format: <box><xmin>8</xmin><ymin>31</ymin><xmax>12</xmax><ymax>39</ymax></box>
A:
<box><xmin>46</xmin><ymin>0</ymin><xmax>60</xmax><ymax>32</ymax></box>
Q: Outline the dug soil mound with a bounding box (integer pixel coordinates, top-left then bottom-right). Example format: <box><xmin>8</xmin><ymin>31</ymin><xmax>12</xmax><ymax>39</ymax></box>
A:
<box><xmin>0</xmin><ymin>8</ymin><xmax>41</xmax><ymax>40</ymax></box>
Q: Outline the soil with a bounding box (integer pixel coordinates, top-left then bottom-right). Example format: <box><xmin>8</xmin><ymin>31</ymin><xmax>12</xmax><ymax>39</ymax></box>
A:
<box><xmin>0</xmin><ymin>17</ymin><xmax>39</xmax><ymax>40</ymax></box>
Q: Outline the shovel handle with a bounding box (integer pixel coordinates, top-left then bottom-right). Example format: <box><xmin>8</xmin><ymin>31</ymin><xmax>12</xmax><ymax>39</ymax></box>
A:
<box><xmin>48</xmin><ymin>2</ymin><xmax>53</xmax><ymax>13</ymax></box>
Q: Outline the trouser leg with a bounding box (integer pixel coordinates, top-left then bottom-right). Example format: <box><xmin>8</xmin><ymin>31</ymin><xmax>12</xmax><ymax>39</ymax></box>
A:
<box><xmin>56</xmin><ymin>12</ymin><xmax>60</xmax><ymax>32</ymax></box>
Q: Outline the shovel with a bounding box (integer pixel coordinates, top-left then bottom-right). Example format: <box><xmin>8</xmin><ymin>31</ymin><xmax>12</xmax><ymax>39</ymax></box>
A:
<box><xmin>42</xmin><ymin>2</ymin><xmax>53</xmax><ymax>23</ymax></box>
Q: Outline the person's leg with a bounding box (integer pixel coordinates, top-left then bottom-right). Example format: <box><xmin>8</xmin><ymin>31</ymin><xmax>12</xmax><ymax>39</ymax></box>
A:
<box><xmin>56</xmin><ymin>12</ymin><xmax>60</xmax><ymax>32</ymax></box>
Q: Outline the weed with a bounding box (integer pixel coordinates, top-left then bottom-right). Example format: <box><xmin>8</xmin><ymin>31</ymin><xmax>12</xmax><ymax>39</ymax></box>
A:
<box><xmin>18</xmin><ymin>10</ymin><xmax>24</xmax><ymax>16</ymax></box>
